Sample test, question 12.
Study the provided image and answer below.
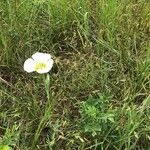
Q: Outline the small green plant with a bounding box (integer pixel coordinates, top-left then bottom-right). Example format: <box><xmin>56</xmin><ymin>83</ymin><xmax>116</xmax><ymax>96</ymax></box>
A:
<box><xmin>79</xmin><ymin>93</ymin><xmax>115</xmax><ymax>136</ymax></box>
<box><xmin>0</xmin><ymin>125</ymin><xmax>20</xmax><ymax>150</ymax></box>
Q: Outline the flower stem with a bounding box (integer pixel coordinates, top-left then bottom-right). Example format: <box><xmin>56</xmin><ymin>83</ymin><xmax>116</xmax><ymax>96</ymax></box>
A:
<box><xmin>31</xmin><ymin>74</ymin><xmax>52</xmax><ymax>149</ymax></box>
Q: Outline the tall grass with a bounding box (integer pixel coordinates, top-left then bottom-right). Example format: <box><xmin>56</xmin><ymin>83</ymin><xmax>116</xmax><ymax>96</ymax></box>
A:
<box><xmin>0</xmin><ymin>0</ymin><xmax>150</xmax><ymax>149</ymax></box>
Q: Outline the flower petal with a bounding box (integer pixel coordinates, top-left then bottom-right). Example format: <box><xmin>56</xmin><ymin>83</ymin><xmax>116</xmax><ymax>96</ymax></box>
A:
<box><xmin>32</xmin><ymin>52</ymin><xmax>51</xmax><ymax>62</ymax></box>
<box><xmin>24</xmin><ymin>58</ymin><xmax>35</xmax><ymax>73</ymax></box>
<box><xmin>36</xmin><ymin>59</ymin><xmax>54</xmax><ymax>74</ymax></box>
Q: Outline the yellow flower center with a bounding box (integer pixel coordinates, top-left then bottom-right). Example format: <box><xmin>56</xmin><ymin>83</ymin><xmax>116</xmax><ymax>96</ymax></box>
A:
<box><xmin>35</xmin><ymin>62</ymin><xmax>47</xmax><ymax>71</ymax></box>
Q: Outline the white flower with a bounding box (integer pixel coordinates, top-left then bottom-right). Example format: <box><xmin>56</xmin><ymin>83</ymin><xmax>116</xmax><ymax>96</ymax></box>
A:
<box><xmin>24</xmin><ymin>52</ymin><xmax>54</xmax><ymax>74</ymax></box>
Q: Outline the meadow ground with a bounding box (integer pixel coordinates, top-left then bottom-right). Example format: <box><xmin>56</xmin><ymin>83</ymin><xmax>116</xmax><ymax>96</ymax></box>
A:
<box><xmin>0</xmin><ymin>0</ymin><xmax>150</xmax><ymax>149</ymax></box>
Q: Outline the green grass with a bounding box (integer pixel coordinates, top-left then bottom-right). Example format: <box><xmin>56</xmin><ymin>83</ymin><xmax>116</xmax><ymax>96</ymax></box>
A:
<box><xmin>0</xmin><ymin>0</ymin><xmax>150</xmax><ymax>149</ymax></box>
